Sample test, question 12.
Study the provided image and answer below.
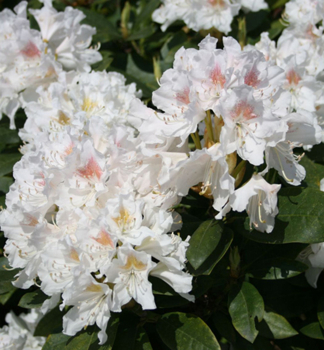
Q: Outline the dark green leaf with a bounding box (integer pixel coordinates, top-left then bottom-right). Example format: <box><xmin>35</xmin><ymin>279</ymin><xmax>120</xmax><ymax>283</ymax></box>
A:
<box><xmin>156</xmin><ymin>312</ymin><xmax>221</xmax><ymax>350</ymax></box>
<box><xmin>212</xmin><ymin>312</ymin><xmax>236</xmax><ymax>344</ymax></box>
<box><xmin>300</xmin><ymin>156</ymin><xmax>324</xmax><ymax>189</ymax></box>
<box><xmin>0</xmin><ymin>153</ymin><xmax>21</xmax><ymax>177</ymax></box>
<box><xmin>257</xmin><ymin>311</ymin><xmax>298</xmax><ymax>339</ymax></box>
<box><xmin>0</xmin><ymin>288</ymin><xmax>16</xmax><ymax>305</ymax></box>
<box><xmin>34</xmin><ymin>306</ymin><xmax>63</xmax><ymax>337</ymax></box>
<box><xmin>42</xmin><ymin>333</ymin><xmax>71</xmax><ymax>350</ymax></box>
<box><xmin>246</xmin><ymin>258</ymin><xmax>308</xmax><ymax>280</ymax></box>
<box><xmin>133</xmin><ymin>0</ymin><xmax>160</xmax><ymax>29</ymax></box>
<box><xmin>228</xmin><ymin>281</ymin><xmax>264</xmax><ymax>343</ymax></box>
<box><xmin>112</xmin><ymin>312</ymin><xmax>138</xmax><ymax>350</ymax></box>
<box><xmin>187</xmin><ymin>220</ymin><xmax>233</xmax><ymax>275</ymax></box>
<box><xmin>237</xmin><ymin>187</ymin><xmax>324</xmax><ymax>244</ymax></box>
<box><xmin>300</xmin><ymin>322</ymin><xmax>324</xmax><ymax>340</ymax></box>
<box><xmin>78</xmin><ymin>8</ymin><xmax>122</xmax><ymax>43</ymax></box>
<box><xmin>271</xmin><ymin>0</ymin><xmax>289</xmax><ymax>9</ymax></box>
<box><xmin>42</xmin><ymin>316</ymin><xmax>119</xmax><ymax>350</ymax></box>
<box><xmin>127</xmin><ymin>26</ymin><xmax>156</xmax><ymax>41</ymax></box>
<box><xmin>0</xmin><ymin>176</ymin><xmax>13</xmax><ymax>193</ymax></box>
<box><xmin>134</xmin><ymin>327</ymin><xmax>153</xmax><ymax>350</ymax></box>
<box><xmin>317</xmin><ymin>295</ymin><xmax>324</xmax><ymax>330</ymax></box>
<box><xmin>0</xmin><ymin>126</ymin><xmax>20</xmax><ymax>144</ymax></box>
<box><xmin>18</xmin><ymin>289</ymin><xmax>49</xmax><ymax>309</ymax></box>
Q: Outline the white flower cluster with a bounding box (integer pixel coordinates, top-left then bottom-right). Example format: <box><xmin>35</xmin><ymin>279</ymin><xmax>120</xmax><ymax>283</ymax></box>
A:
<box><xmin>250</xmin><ymin>0</ymin><xmax>324</xmax><ymax>140</ymax></box>
<box><xmin>0</xmin><ymin>70</ymin><xmax>194</xmax><ymax>344</ymax></box>
<box><xmin>152</xmin><ymin>0</ymin><xmax>268</xmax><ymax>34</ymax></box>
<box><xmin>133</xmin><ymin>28</ymin><xmax>322</xmax><ymax>234</ymax></box>
<box><xmin>0</xmin><ymin>0</ymin><xmax>101</xmax><ymax>129</ymax></box>
<box><xmin>0</xmin><ymin>309</ymin><xmax>45</xmax><ymax>350</ymax></box>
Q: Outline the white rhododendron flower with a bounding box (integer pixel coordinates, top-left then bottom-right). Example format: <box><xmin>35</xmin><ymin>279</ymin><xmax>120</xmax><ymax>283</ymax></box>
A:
<box><xmin>2</xmin><ymin>0</ymin><xmax>324</xmax><ymax>344</ymax></box>
<box><xmin>152</xmin><ymin>0</ymin><xmax>268</xmax><ymax>34</ymax></box>
<box><xmin>0</xmin><ymin>70</ymin><xmax>194</xmax><ymax>344</ymax></box>
<box><xmin>0</xmin><ymin>310</ymin><xmax>46</xmax><ymax>350</ymax></box>
<box><xmin>0</xmin><ymin>0</ymin><xmax>101</xmax><ymax>128</ymax></box>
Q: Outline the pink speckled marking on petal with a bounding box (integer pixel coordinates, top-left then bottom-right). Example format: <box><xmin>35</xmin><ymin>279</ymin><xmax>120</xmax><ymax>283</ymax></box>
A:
<box><xmin>77</xmin><ymin>157</ymin><xmax>103</xmax><ymax>179</ymax></box>
<box><xmin>21</xmin><ymin>41</ymin><xmax>41</xmax><ymax>58</ymax></box>
<box><xmin>244</xmin><ymin>68</ymin><xmax>260</xmax><ymax>88</ymax></box>
<box><xmin>210</xmin><ymin>64</ymin><xmax>226</xmax><ymax>88</ymax></box>
<box><xmin>175</xmin><ymin>86</ymin><xmax>190</xmax><ymax>105</ymax></box>
<box><xmin>286</xmin><ymin>69</ymin><xmax>301</xmax><ymax>86</ymax></box>
<box><xmin>231</xmin><ymin>101</ymin><xmax>257</xmax><ymax>121</ymax></box>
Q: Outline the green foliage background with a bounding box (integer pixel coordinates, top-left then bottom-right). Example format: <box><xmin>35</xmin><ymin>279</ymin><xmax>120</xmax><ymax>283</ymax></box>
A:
<box><xmin>1</xmin><ymin>0</ymin><xmax>324</xmax><ymax>349</ymax></box>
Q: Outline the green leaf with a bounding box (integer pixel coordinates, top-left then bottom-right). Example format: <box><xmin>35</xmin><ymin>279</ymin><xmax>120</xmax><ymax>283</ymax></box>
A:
<box><xmin>237</xmin><ymin>187</ymin><xmax>324</xmax><ymax>244</ymax></box>
<box><xmin>42</xmin><ymin>316</ymin><xmax>119</xmax><ymax>350</ymax></box>
<box><xmin>0</xmin><ymin>288</ymin><xmax>16</xmax><ymax>305</ymax></box>
<box><xmin>317</xmin><ymin>295</ymin><xmax>324</xmax><ymax>330</ymax></box>
<box><xmin>268</xmin><ymin>19</ymin><xmax>286</xmax><ymax>39</ymax></box>
<box><xmin>91</xmin><ymin>51</ymin><xmax>113</xmax><ymax>71</ymax></box>
<box><xmin>300</xmin><ymin>156</ymin><xmax>324</xmax><ymax>189</ymax></box>
<box><xmin>42</xmin><ymin>333</ymin><xmax>71</xmax><ymax>350</ymax></box>
<box><xmin>112</xmin><ymin>312</ymin><xmax>138</xmax><ymax>350</ymax></box>
<box><xmin>126</xmin><ymin>54</ymin><xmax>158</xmax><ymax>94</ymax></box>
<box><xmin>246</xmin><ymin>257</ymin><xmax>308</xmax><ymax>280</ymax></box>
<box><xmin>0</xmin><ymin>126</ymin><xmax>20</xmax><ymax>144</ymax></box>
<box><xmin>134</xmin><ymin>327</ymin><xmax>153</xmax><ymax>350</ymax></box>
<box><xmin>212</xmin><ymin>312</ymin><xmax>236</xmax><ymax>344</ymax></box>
<box><xmin>34</xmin><ymin>306</ymin><xmax>63</xmax><ymax>337</ymax></box>
<box><xmin>228</xmin><ymin>281</ymin><xmax>264</xmax><ymax>343</ymax></box>
<box><xmin>253</xmin><ymin>279</ymin><xmax>316</xmax><ymax>318</ymax></box>
<box><xmin>271</xmin><ymin>0</ymin><xmax>289</xmax><ymax>9</ymax></box>
<box><xmin>78</xmin><ymin>8</ymin><xmax>122</xmax><ymax>43</ymax></box>
<box><xmin>0</xmin><ymin>153</ymin><xmax>21</xmax><ymax>177</ymax></box>
<box><xmin>187</xmin><ymin>220</ymin><xmax>233</xmax><ymax>275</ymax></box>
<box><xmin>300</xmin><ymin>322</ymin><xmax>324</xmax><ymax>340</ymax></box>
<box><xmin>127</xmin><ymin>26</ymin><xmax>156</xmax><ymax>41</ymax></box>
<box><xmin>257</xmin><ymin>311</ymin><xmax>298</xmax><ymax>339</ymax></box>
<box><xmin>133</xmin><ymin>0</ymin><xmax>160</xmax><ymax>29</ymax></box>
<box><xmin>0</xmin><ymin>176</ymin><xmax>13</xmax><ymax>193</ymax></box>
<box><xmin>156</xmin><ymin>312</ymin><xmax>221</xmax><ymax>350</ymax></box>
<box><xmin>18</xmin><ymin>289</ymin><xmax>49</xmax><ymax>309</ymax></box>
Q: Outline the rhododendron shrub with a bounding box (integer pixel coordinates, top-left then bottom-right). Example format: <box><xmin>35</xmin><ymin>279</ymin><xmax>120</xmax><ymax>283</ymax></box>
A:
<box><xmin>1</xmin><ymin>0</ymin><xmax>324</xmax><ymax>349</ymax></box>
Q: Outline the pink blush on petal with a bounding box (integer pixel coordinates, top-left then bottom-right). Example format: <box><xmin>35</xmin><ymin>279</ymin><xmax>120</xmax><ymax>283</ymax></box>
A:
<box><xmin>21</xmin><ymin>41</ymin><xmax>41</xmax><ymax>58</ymax></box>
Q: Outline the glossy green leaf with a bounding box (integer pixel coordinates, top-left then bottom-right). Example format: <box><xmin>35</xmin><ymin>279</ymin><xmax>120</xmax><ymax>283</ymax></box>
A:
<box><xmin>0</xmin><ymin>153</ymin><xmax>21</xmax><ymax>177</ymax></box>
<box><xmin>156</xmin><ymin>312</ymin><xmax>221</xmax><ymax>350</ymax></box>
<box><xmin>228</xmin><ymin>282</ymin><xmax>264</xmax><ymax>343</ymax></box>
<box><xmin>237</xmin><ymin>187</ymin><xmax>324</xmax><ymax>244</ymax></box>
<box><xmin>18</xmin><ymin>289</ymin><xmax>49</xmax><ymax>309</ymax></box>
<box><xmin>257</xmin><ymin>311</ymin><xmax>298</xmax><ymax>339</ymax></box>
<box><xmin>187</xmin><ymin>220</ymin><xmax>233</xmax><ymax>274</ymax></box>
<box><xmin>300</xmin><ymin>322</ymin><xmax>324</xmax><ymax>340</ymax></box>
<box><xmin>246</xmin><ymin>258</ymin><xmax>308</xmax><ymax>280</ymax></box>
